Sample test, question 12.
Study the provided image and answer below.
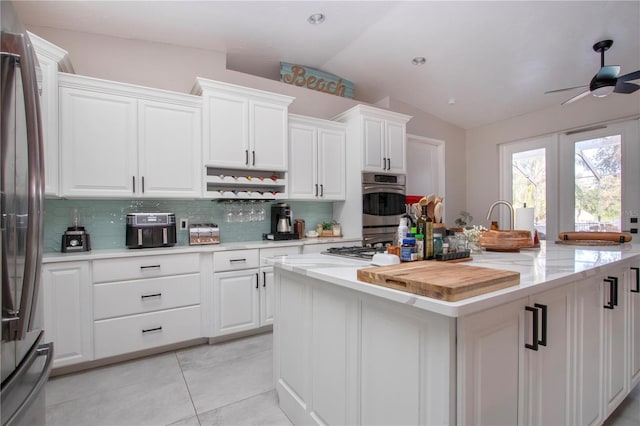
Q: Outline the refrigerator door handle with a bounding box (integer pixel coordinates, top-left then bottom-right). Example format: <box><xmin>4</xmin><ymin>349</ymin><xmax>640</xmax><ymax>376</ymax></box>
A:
<box><xmin>1</xmin><ymin>32</ymin><xmax>45</xmax><ymax>340</ymax></box>
<box><xmin>2</xmin><ymin>341</ymin><xmax>53</xmax><ymax>426</ymax></box>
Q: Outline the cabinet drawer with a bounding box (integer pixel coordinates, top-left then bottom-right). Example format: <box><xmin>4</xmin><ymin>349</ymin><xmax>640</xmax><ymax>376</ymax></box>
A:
<box><xmin>93</xmin><ymin>253</ymin><xmax>200</xmax><ymax>283</ymax></box>
<box><xmin>260</xmin><ymin>246</ymin><xmax>300</xmax><ymax>266</ymax></box>
<box><xmin>93</xmin><ymin>274</ymin><xmax>200</xmax><ymax>320</ymax></box>
<box><xmin>213</xmin><ymin>249</ymin><xmax>259</xmax><ymax>271</ymax></box>
<box><xmin>94</xmin><ymin>305</ymin><xmax>201</xmax><ymax>359</ymax></box>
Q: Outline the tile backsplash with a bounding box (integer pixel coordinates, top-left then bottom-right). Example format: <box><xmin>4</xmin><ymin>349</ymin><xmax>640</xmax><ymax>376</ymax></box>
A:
<box><xmin>44</xmin><ymin>199</ymin><xmax>334</xmax><ymax>253</ymax></box>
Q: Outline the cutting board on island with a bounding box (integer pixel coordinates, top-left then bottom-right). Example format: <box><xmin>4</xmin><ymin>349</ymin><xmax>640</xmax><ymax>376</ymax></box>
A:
<box><xmin>357</xmin><ymin>262</ymin><xmax>520</xmax><ymax>302</ymax></box>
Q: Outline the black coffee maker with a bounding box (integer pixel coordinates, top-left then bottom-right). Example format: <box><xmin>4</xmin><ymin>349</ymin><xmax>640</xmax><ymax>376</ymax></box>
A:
<box><xmin>264</xmin><ymin>202</ymin><xmax>299</xmax><ymax>240</ymax></box>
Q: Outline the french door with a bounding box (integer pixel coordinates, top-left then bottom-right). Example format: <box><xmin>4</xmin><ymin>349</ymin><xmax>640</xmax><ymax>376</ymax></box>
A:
<box><xmin>500</xmin><ymin>119</ymin><xmax>639</xmax><ymax>241</ymax></box>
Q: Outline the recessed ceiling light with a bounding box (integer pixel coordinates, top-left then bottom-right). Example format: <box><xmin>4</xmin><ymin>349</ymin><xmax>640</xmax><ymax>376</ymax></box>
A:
<box><xmin>448</xmin><ymin>97</ymin><xmax>456</xmax><ymax>105</ymax></box>
<box><xmin>308</xmin><ymin>13</ymin><xmax>325</xmax><ymax>24</ymax></box>
<box><xmin>412</xmin><ymin>57</ymin><xmax>426</xmax><ymax>66</ymax></box>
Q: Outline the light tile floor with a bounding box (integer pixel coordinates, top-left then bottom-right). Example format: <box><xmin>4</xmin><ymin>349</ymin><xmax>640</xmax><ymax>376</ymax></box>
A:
<box><xmin>45</xmin><ymin>332</ymin><xmax>292</xmax><ymax>426</ymax></box>
<box><xmin>46</xmin><ymin>331</ymin><xmax>640</xmax><ymax>425</ymax></box>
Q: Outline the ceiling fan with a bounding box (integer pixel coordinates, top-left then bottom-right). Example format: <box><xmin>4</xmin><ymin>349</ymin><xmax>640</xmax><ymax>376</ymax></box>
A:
<box><xmin>545</xmin><ymin>39</ymin><xmax>640</xmax><ymax>105</ymax></box>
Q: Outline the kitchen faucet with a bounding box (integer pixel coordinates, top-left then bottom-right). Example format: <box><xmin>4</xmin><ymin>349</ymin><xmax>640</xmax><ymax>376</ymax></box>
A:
<box><xmin>486</xmin><ymin>200</ymin><xmax>514</xmax><ymax>230</ymax></box>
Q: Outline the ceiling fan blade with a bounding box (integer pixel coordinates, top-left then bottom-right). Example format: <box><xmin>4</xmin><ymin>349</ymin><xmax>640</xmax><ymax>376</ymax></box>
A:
<box><xmin>561</xmin><ymin>89</ymin><xmax>591</xmax><ymax>105</ymax></box>
<box><xmin>544</xmin><ymin>85</ymin><xmax>587</xmax><ymax>94</ymax></box>
<box><xmin>618</xmin><ymin>70</ymin><xmax>640</xmax><ymax>83</ymax></box>
<box><xmin>614</xmin><ymin>81</ymin><xmax>640</xmax><ymax>94</ymax></box>
<box><xmin>596</xmin><ymin>65</ymin><xmax>620</xmax><ymax>80</ymax></box>
<box><xmin>597</xmin><ymin>66</ymin><xmax>621</xmax><ymax>79</ymax></box>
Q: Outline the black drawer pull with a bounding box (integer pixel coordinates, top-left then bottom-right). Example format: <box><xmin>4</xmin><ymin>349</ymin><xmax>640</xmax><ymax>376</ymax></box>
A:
<box><xmin>525</xmin><ymin>305</ymin><xmax>539</xmax><ymax>351</ymax></box>
<box><xmin>141</xmin><ymin>326</ymin><xmax>162</xmax><ymax>334</ymax></box>
<box><xmin>141</xmin><ymin>293</ymin><xmax>162</xmax><ymax>300</ymax></box>
<box><xmin>229</xmin><ymin>258</ymin><xmax>247</xmax><ymax>263</ymax></box>
<box><xmin>263</xmin><ymin>271</ymin><xmax>267</xmax><ymax>287</ymax></box>
<box><xmin>140</xmin><ymin>265</ymin><xmax>161</xmax><ymax>270</ymax></box>
<box><xmin>534</xmin><ymin>303</ymin><xmax>547</xmax><ymax>346</ymax></box>
<box><xmin>631</xmin><ymin>267</ymin><xmax>640</xmax><ymax>293</ymax></box>
<box><xmin>604</xmin><ymin>278</ymin><xmax>615</xmax><ymax>309</ymax></box>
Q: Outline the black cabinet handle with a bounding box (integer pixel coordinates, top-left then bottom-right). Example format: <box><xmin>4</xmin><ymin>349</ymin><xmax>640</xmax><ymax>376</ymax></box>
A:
<box><xmin>320</xmin><ymin>184</ymin><xmax>324</xmax><ymax>197</ymax></box>
<box><xmin>315</xmin><ymin>184</ymin><xmax>318</xmax><ymax>197</ymax></box>
<box><xmin>631</xmin><ymin>267</ymin><xmax>640</xmax><ymax>293</ymax></box>
<box><xmin>604</xmin><ymin>278</ymin><xmax>615</xmax><ymax>309</ymax></box>
<box><xmin>608</xmin><ymin>276</ymin><xmax>619</xmax><ymax>306</ymax></box>
<box><xmin>534</xmin><ymin>303</ymin><xmax>547</xmax><ymax>346</ymax></box>
<box><xmin>141</xmin><ymin>293</ymin><xmax>162</xmax><ymax>300</ymax></box>
<box><xmin>140</xmin><ymin>265</ymin><xmax>161</xmax><ymax>270</ymax></box>
<box><xmin>263</xmin><ymin>271</ymin><xmax>267</xmax><ymax>287</ymax></box>
<box><xmin>383</xmin><ymin>157</ymin><xmax>387</xmax><ymax>170</ymax></box>
<box><xmin>525</xmin><ymin>306</ymin><xmax>539</xmax><ymax>351</ymax></box>
<box><xmin>142</xmin><ymin>326</ymin><xmax>162</xmax><ymax>334</ymax></box>
<box><xmin>141</xmin><ymin>176</ymin><xmax>145</xmax><ymax>193</ymax></box>
<box><xmin>255</xmin><ymin>273</ymin><xmax>259</xmax><ymax>289</ymax></box>
<box><xmin>132</xmin><ymin>176</ymin><xmax>136</xmax><ymax>193</ymax></box>
<box><xmin>245</xmin><ymin>150</ymin><xmax>249</xmax><ymax>165</ymax></box>
<box><xmin>387</xmin><ymin>158</ymin><xmax>391</xmax><ymax>170</ymax></box>
<box><xmin>252</xmin><ymin>150</ymin><xmax>255</xmax><ymax>166</ymax></box>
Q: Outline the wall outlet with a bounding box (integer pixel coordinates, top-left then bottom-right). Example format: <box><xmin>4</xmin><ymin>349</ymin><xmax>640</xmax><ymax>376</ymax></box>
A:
<box><xmin>180</xmin><ymin>218</ymin><xmax>188</xmax><ymax>230</ymax></box>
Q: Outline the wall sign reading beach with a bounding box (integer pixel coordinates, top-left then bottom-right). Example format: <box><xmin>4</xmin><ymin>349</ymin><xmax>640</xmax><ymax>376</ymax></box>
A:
<box><xmin>280</xmin><ymin>62</ymin><xmax>354</xmax><ymax>99</ymax></box>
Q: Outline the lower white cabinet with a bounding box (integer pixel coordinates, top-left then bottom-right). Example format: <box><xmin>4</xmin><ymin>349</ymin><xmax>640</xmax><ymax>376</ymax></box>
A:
<box><xmin>629</xmin><ymin>266</ymin><xmax>640</xmax><ymax>389</ymax></box>
<box><xmin>212</xmin><ymin>246</ymin><xmax>299</xmax><ymax>336</ymax></box>
<box><xmin>458</xmin><ymin>283</ymin><xmax>573</xmax><ymax>426</ymax></box>
<box><xmin>42</xmin><ymin>261</ymin><xmax>94</xmax><ymax>368</ymax></box>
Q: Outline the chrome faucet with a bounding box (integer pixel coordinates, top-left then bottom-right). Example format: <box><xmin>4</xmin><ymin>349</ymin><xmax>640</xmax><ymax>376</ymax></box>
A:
<box><xmin>486</xmin><ymin>200</ymin><xmax>514</xmax><ymax>230</ymax></box>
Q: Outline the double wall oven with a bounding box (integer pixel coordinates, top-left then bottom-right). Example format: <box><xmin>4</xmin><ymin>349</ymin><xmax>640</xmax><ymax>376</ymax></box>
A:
<box><xmin>362</xmin><ymin>172</ymin><xmax>406</xmax><ymax>245</ymax></box>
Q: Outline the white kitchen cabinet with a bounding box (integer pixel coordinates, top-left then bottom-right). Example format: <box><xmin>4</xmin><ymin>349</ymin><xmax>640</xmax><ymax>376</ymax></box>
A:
<box><xmin>603</xmin><ymin>272</ymin><xmax>629</xmax><ymax>415</ymax></box>
<box><xmin>92</xmin><ymin>253</ymin><xmax>202</xmax><ymax>359</ymax></box>
<box><xmin>29</xmin><ymin>32</ymin><xmax>73</xmax><ymax>197</ymax></box>
<box><xmin>59</xmin><ymin>74</ymin><xmax>202</xmax><ymax>198</ymax></box>
<box><xmin>212</xmin><ymin>246</ymin><xmax>299</xmax><ymax>336</ymax></box>
<box><xmin>194</xmin><ymin>78</ymin><xmax>294</xmax><ymax>171</ymax></box>
<box><xmin>288</xmin><ymin>115</ymin><xmax>346</xmax><ymax>200</ymax></box>
<box><xmin>334</xmin><ymin>104</ymin><xmax>411</xmax><ymax>174</ymax></box>
<box><xmin>41</xmin><ymin>261</ymin><xmax>94</xmax><ymax>368</ymax></box>
<box><xmin>458</xmin><ymin>284</ymin><xmax>572</xmax><ymax>426</ymax></box>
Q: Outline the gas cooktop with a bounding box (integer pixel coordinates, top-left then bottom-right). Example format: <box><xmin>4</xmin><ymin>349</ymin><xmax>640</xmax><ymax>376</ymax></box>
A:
<box><xmin>322</xmin><ymin>245</ymin><xmax>388</xmax><ymax>260</ymax></box>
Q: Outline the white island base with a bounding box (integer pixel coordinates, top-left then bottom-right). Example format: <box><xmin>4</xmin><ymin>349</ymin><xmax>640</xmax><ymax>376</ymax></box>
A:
<box><xmin>272</xmin><ymin>245</ymin><xmax>640</xmax><ymax>425</ymax></box>
<box><xmin>274</xmin><ymin>269</ymin><xmax>455</xmax><ymax>425</ymax></box>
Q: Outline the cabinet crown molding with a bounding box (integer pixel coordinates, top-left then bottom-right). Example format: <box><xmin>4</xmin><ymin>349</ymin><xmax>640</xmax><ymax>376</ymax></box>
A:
<box><xmin>332</xmin><ymin>104</ymin><xmax>412</xmax><ymax>124</ymax></box>
<box><xmin>28</xmin><ymin>31</ymin><xmax>75</xmax><ymax>73</ymax></box>
<box><xmin>192</xmin><ymin>77</ymin><xmax>294</xmax><ymax>106</ymax></box>
<box><xmin>288</xmin><ymin>113</ymin><xmax>346</xmax><ymax>130</ymax></box>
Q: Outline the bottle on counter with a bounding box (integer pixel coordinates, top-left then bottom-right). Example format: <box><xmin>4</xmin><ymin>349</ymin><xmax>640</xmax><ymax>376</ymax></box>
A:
<box><xmin>400</xmin><ymin>235</ymin><xmax>417</xmax><ymax>262</ymax></box>
<box><xmin>416</xmin><ymin>206</ymin><xmax>429</xmax><ymax>259</ymax></box>
<box><xmin>415</xmin><ymin>233</ymin><xmax>424</xmax><ymax>261</ymax></box>
<box><xmin>433</xmin><ymin>235</ymin><xmax>444</xmax><ymax>257</ymax></box>
<box><xmin>425</xmin><ymin>217</ymin><xmax>434</xmax><ymax>260</ymax></box>
<box><xmin>395</xmin><ymin>217</ymin><xmax>409</xmax><ymax>245</ymax></box>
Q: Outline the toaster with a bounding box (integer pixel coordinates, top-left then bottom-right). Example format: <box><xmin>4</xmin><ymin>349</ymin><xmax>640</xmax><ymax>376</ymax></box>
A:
<box><xmin>189</xmin><ymin>223</ymin><xmax>220</xmax><ymax>245</ymax></box>
<box><xmin>126</xmin><ymin>213</ymin><xmax>177</xmax><ymax>248</ymax></box>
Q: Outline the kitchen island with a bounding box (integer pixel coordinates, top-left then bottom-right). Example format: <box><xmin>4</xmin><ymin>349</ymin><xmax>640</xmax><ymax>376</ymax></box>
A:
<box><xmin>270</xmin><ymin>242</ymin><xmax>640</xmax><ymax>425</ymax></box>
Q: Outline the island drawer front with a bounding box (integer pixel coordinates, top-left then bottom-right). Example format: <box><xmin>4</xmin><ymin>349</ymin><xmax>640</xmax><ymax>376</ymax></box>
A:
<box><xmin>94</xmin><ymin>305</ymin><xmax>201</xmax><ymax>359</ymax></box>
<box><xmin>93</xmin><ymin>253</ymin><xmax>200</xmax><ymax>283</ymax></box>
<box><xmin>260</xmin><ymin>246</ymin><xmax>300</xmax><ymax>266</ymax></box>
<box><xmin>214</xmin><ymin>249</ymin><xmax>259</xmax><ymax>271</ymax></box>
<box><xmin>93</xmin><ymin>274</ymin><xmax>201</xmax><ymax>320</ymax></box>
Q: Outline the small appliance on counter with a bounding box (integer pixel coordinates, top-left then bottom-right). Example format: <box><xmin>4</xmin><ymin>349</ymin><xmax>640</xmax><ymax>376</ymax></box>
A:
<box><xmin>126</xmin><ymin>213</ymin><xmax>177</xmax><ymax>248</ymax></box>
<box><xmin>61</xmin><ymin>208</ymin><xmax>91</xmax><ymax>252</ymax></box>
<box><xmin>263</xmin><ymin>202</ymin><xmax>299</xmax><ymax>241</ymax></box>
<box><xmin>189</xmin><ymin>223</ymin><xmax>220</xmax><ymax>245</ymax></box>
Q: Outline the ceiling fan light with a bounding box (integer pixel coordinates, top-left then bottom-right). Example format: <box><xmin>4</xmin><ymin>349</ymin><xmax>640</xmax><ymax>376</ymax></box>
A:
<box><xmin>591</xmin><ymin>85</ymin><xmax>615</xmax><ymax>97</ymax></box>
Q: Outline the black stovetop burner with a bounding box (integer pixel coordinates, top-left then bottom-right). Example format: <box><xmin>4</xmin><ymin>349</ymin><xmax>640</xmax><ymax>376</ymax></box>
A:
<box><xmin>323</xmin><ymin>245</ymin><xmax>387</xmax><ymax>260</ymax></box>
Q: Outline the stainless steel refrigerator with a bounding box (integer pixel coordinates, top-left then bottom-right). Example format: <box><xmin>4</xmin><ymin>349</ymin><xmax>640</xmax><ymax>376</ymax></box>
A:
<box><xmin>1</xmin><ymin>1</ymin><xmax>53</xmax><ymax>425</ymax></box>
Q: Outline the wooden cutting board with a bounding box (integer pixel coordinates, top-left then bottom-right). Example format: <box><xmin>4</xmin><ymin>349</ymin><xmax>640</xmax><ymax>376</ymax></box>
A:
<box><xmin>357</xmin><ymin>262</ymin><xmax>520</xmax><ymax>302</ymax></box>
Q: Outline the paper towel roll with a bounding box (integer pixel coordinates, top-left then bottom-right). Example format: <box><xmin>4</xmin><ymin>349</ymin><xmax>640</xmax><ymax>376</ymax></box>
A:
<box><xmin>515</xmin><ymin>207</ymin><xmax>535</xmax><ymax>243</ymax></box>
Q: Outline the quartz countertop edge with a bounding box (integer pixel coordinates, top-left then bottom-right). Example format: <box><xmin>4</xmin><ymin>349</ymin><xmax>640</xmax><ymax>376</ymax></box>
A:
<box><xmin>269</xmin><ymin>242</ymin><xmax>640</xmax><ymax>317</ymax></box>
<box><xmin>42</xmin><ymin>236</ymin><xmax>361</xmax><ymax>263</ymax></box>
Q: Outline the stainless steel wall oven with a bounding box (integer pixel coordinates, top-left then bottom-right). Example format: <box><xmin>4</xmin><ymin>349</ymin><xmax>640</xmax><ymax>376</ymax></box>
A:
<box><xmin>362</xmin><ymin>172</ymin><xmax>406</xmax><ymax>245</ymax></box>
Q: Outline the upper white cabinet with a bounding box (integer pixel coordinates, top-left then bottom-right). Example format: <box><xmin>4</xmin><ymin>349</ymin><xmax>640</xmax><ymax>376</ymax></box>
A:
<box><xmin>334</xmin><ymin>104</ymin><xmax>411</xmax><ymax>174</ymax></box>
<box><xmin>58</xmin><ymin>74</ymin><xmax>202</xmax><ymax>198</ymax></box>
<box><xmin>29</xmin><ymin>32</ymin><xmax>73</xmax><ymax>197</ymax></box>
<box><xmin>288</xmin><ymin>115</ymin><xmax>346</xmax><ymax>200</ymax></box>
<box><xmin>193</xmin><ymin>78</ymin><xmax>294</xmax><ymax>171</ymax></box>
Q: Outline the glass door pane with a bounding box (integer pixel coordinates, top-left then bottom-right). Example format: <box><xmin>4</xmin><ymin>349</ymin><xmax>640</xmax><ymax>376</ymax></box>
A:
<box><xmin>512</xmin><ymin>148</ymin><xmax>547</xmax><ymax>239</ymax></box>
<box><xmin>573</xmin><ymin>136</ymin><xmax>621</xmax><ymax>232</ymax></box>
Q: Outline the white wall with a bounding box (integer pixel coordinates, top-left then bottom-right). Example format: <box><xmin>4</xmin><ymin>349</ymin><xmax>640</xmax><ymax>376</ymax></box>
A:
<box><xmin>27</xmin><ymin>25</ymin><xmax>468</xmax><ymax>226</ymax></box>
<box><xmin>465</xmin><ymin>94</ymin><xmax>640</xmax><ymax>228</ymax></box>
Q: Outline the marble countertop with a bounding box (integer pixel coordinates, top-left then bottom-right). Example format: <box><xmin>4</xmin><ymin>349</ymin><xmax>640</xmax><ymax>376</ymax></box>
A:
<box><xmin>42</xmin><ymin>236</ymin><xmax>361</xmax><ymax>263</ymax></box>
<box><xmin>270</xmin><ymin>241</ymin><xmax>640</xmax><ymax>317</ymax></box>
